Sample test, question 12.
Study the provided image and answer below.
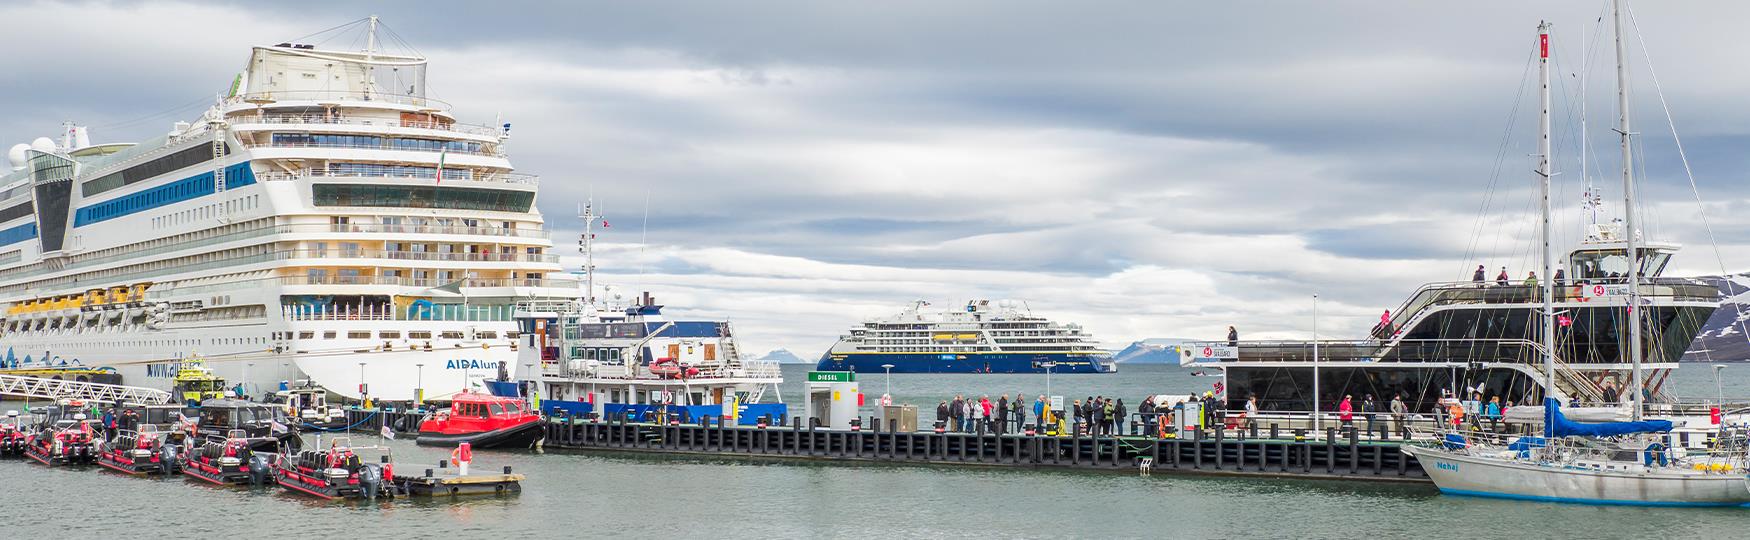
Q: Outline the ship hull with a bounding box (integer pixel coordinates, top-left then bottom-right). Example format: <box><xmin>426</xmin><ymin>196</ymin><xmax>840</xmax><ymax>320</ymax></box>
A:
<box><xmin>1404</xmin><ymin>445</ymin><xmax>1750</xmax><ymax>506</ymax></box>
<box><xmin>815</xmin><ymin>352</ymin><xmax>1115</xmax><ymax>374</ymax></box>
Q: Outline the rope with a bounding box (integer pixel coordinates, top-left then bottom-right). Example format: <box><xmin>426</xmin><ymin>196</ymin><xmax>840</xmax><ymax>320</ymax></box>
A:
<box><xmin>1625</xmin><ymin>4</ymin><xmax>1750</xmax><ymax>350</ymax></box>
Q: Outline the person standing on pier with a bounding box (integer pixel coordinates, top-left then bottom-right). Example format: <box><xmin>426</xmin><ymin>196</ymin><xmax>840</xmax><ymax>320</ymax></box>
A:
<box><xmin>1390</xmin><ymin>394</ymin><xmax>1407</xmax><ymax>435</ymax></box>
<box><xmin>950</xmin><ymin>395</ymin><xmax>966</xmax><ymax>433</ymax></box>
<box><xmin>1244</xmin><ymin>395</ymin><xmax>1259</xmax><ymax>431</ymax></box>
<box><xmin>996</xmin><ymin>394</ymin><xmax>1009</xmax><ymax>435</ymax></box>
<box><xmin>1338</xmin><ymin>395</ymin><xmax>1354</xmax><ymax>428</ymax></box>
<box><xmin>1114</xmin><ymin>399</ymin><xmax>1127</xmax><ymax>436</ymax></box>
<box><xmin>936</xmin><ymin>400</ymin><xmax>949</xmax><ymax>429</ymax></box>
<box><xmin>1033</xmin><ymin>395</ymin><xmax>1046</xmax><ymax>429</ymax></box>
<box><xmin>1012</xmin><ymin>394</ymin><xmax>1027</xmax><ymax>432</ymax></box>
<box><xmin>1361</xmin><ymin>394</ymin><xmax>1378</xmax><ymax>433</ymax></box>
<box><xmin>1092</xmin><ymin>397</ymin><xmax>1107</xmax><ymax>435</ymax></box>
<box><xmin>1072</xmin><ymin>399</ymin><xmax>1085</xmax><ymax>433</ymax></box>
<box><xmin>978</xmin><ymin>395</ymin><xmax>993</xmax><ymax>433</ymax></box>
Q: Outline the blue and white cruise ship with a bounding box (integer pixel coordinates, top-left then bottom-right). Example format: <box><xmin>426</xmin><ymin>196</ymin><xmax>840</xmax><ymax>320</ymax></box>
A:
<box><xmin>815</xmin><ymin>300</ymin><xmax>1116</xmax><ymax>374</ymax></box>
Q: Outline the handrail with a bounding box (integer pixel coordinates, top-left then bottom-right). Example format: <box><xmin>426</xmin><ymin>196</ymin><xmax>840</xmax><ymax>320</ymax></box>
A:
<box><xmin>228</xmin><ymin>113</ymin><xmax>501</xmax><ymax>137</ymax></box>
<box><xmin>226</xmin><ymin>91</ymin><xmax>452</xmax><ymax>111</ymax></box>
<box><xmin>240</xmin><ymin>140</ymin><xmax>503</xmax><ymax>158</ymax></box>
<box><xmin>256</xmin><ymin>168</ymin><xmax>538</xmax><ymax>186</ymax></box>
<box><xmin>1388</xmin><ymin>278</ymin><xmax>1720</xmax><ymax>331</ymax></box>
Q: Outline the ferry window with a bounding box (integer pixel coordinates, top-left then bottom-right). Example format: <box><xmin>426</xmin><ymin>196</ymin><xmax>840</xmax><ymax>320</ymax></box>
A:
<box><xmin>348</xmin><ymin>331</ymin><xmax>370</xmax><ymax>339</ymax></box>
<box><xmin>296</xmin><ymin>331</ymin><xmax>313</xmax><ymax>339</ymax></box>
<box><xmin>441</xmin><ymin>331</ymin><xmax>463</xmax><ymax>339</ymax></box>
<box><xmin>478</xmin><ymin>331</ymin><xmax>497</xmax><ymax>339</ymax></box>
<box><xmin>379</xmin><ymin>331</ymin><xmax>400</xmax><ymax>339</ymax></box>
<box><xmin>506</xmin><ymin>331</ymin><xmax>519</xmax><ymax>339</ymax></box>
<box><xmin>608</xmin><ymin>349</ymin><xmax>621</xmax><ymax>362</ymax></box>
<box><xmin>584</xmin><ymin>348</ymin><xmax>597</xmax><ymax>360</ymax></box>
<box><xmin>323</xmin><ymin>331</ymin><xmax>336</xmax><ymax>339</ymax></box>
<box><xmin>409</xmin><ymin>331</ymin><xmax>431</xmax><ymax>339</ymax></box>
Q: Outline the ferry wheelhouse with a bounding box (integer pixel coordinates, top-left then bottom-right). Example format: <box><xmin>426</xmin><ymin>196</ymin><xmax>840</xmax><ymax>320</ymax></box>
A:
<box><xmin>817</xmin><ymin>300</ymin><xmax>1116</xmax><ymax>374</ymax></box>
<box><xmin>1185</xmin><ymin>225</ymin><xmax>1718</xmax><ymax>417</ymax></box>
<box><xmin>0</xmin><ymin>18</ymin><xmax>578</xmax><ymax>400</ymax></box>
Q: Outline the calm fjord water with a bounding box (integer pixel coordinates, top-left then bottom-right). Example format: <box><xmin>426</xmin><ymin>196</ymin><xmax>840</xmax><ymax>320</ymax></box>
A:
<box><xmin>9</xmin><ymin>363</ymin><xmax>1750</xmax><ymax>538</ymax></box>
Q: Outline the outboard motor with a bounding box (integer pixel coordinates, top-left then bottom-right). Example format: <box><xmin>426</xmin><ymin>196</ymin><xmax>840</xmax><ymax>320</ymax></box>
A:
<box><xmin>159</xmin><ymin>444</ymin><xmax>180</xmax><ymax>473</ymax></box>
<box><xmin>248</xmin><ymin>453</ymin><xmax>272</xmax><ymax>487</ymax></box>
<box><xmin>359</xmin><ymin>463</ymin><xmax>383</xmax><ymax>500</ymax></box>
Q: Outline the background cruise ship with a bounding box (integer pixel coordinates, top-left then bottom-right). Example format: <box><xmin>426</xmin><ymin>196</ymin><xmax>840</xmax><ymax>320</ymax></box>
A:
<box><xmin>815</xmin><ymin>299</ymin><xmax>1116</xmax><ymax>374</ymax></box>
<box><xmin>0</xmin><ymin>18</ymin><xmax>578</xmax><ymax>401</ymax></box>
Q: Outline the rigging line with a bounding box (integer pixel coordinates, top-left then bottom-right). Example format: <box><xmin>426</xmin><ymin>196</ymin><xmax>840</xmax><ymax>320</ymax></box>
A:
<box><xmin>1625</xmin><ymin>3</ymin><xmax>1750</xmax><ymax>347</ymax></box>
<box><xmin>291</xmin><ymin>17</ymin><xmax>369</xmax><ymax>47</ymax></box>
<box><xmin>636</xmin><ymin>187</ymin><xmax>651</xmax><ymax>287</ymax></box>
<box><xmin>92</xmin><ymin>95</ymin><xmax>216</xmax><ymax>130</ymax></box>
<box><xmin>1462</xmin><ymin>45</ymin><xmax>1538</xmax><ymax>278</ymax></box>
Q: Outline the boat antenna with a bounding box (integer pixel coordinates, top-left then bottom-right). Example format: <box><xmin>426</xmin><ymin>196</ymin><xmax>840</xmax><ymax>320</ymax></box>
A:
<box><xmin>1612</xmin><ymin>0</ymin><xmax>1645</xmax><ymax>421</ymax></box>
<box><xmin>1537</xmin><ymin>21</ymin><xmax>1557</xmax><ymax>402</ymax></box>
<box><xmin>579</xmin><ymin>197</ymin><xmax>603</xmax><ymax>306</ymax></box>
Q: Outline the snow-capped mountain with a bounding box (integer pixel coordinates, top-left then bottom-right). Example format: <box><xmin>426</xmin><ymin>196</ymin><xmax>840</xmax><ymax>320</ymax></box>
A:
<box><xmin>757</xmin><ymin>349</ymin><xmax>810</xmax><ymax>364</ymax></box>
<box><xmin>1683</xmin><ymin>274</ymin><xmax>1750</xmax><ymax>362</ymax></box>
<box><xmin>1112</xmin><ymin>338</ymin><xmax>1193</xmax><ymax>364</ymax></box>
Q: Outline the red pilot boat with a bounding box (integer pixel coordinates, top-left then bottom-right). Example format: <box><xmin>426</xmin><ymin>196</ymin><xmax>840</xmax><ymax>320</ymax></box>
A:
<box><xmin>415</xmin><ymin>390</ymin><xmax>545</xmax><ymax>449</ymax></box>
<box><xmin>96</xmin><ymin>427</ymin><xmax>174</xmax><ymax>475</ymax></box>
<box><xmin>181</xmin><ymin>431</ymin><xmax>277</xmax><ymax>486</ymax></box>
<box><xmin>273</xmin><ymin>437</ymin><xmax>395</xmax><ymax>500</ymax></box>
<box><xmin>24</xmin><ymin>416</ymin><xmax>98</xmax><ymax>466</ymax></box>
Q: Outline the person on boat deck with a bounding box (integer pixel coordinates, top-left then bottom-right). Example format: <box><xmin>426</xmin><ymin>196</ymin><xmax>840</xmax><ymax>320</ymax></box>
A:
<box><xmin>1473</xmin><ymin>264</ymin><xmax>1487</xmax><ymax>283</ymax></box>
<box><xmin>1496</xmin><ymin>267</ymin><xmax>1510</xmax><ymax>286</ymax></box>
<box><xmin>1463</xmin><ymin>391</ymin><xmax>1483</xmax><ymax>429</ymax></box>
<box><xmin>1524</xmin><ymin>271</ymin><xmax>1538</xmax><ymax>289</ymax></box>
<box><xmin>1227</xmin><ymin>326</ymin><xmax>1239</xmax><ymax>347</ymax></box>
<box><xmin>1484</xmin><ymin>396</ymin><xmax>1502</xmax><ymax>424</ymax></box>
<box><xmin>1553</xmin><ymin>268</ymin><xmax>1566</xmax><ymax>286</ymax></box>
<box><xmin>1361</xmin><ymin>394</ymin><xmax>1378</xmax><ymax>432</ymax></box>
<box><xmin>1372</xmin><ymin>310</ymin><xmax>1394</xmax><ymax>339</ymax></box>
<box><xmin>1338</xmin><ymin>395</ymin><xmax>1354</xmax><ymax>427</ymax></box>
<box><xmin>1601</xmin><ymin>380</ymin><xmax>1621</xmax><ymax>404</ymax></box>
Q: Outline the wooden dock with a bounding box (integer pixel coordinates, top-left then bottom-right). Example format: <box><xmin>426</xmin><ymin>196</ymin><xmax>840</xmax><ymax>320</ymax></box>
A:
<box><xmin>541</xmin><ymin>415</ymin><xmax>1429</xmax><ymax>482</ymax></box>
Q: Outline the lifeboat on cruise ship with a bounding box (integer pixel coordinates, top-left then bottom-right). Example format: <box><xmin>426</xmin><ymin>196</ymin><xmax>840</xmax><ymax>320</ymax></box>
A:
<box><xmin>273</xmin><ymin>438</ymin><xmax>395</xmax><ymax>500</ymax></box>
<box><xmin>95</xmin><ymin>426</ymin><xmax>175</xmax><ymax>475</ymax></box>
<box><xmin>415</xmin><ymin>390</ymin><xmax>544</xmax><ymax>449</ymax></box>
<box><xmin>24</xmin><ymin>415</ymin><xmax>98</xmax><ymax>466</ymax></box>
<box><xmin>182</xmin><ymin>431</ymin><xmax>276</xmax><ymax>486</ymax></box>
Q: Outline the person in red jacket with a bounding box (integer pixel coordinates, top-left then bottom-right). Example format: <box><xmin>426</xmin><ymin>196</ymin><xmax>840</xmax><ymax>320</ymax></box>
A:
<box><xmin>1338</xmin><ymin>395</ymin><xmax>1355</xmax><ymax>427</ymax></box>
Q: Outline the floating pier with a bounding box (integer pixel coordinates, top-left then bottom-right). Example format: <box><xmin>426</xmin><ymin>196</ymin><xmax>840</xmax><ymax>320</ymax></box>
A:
<box><xmin>541</xmin><ymin>414</ymin><xmax>1430</xmax><ymax>482</ymax></box>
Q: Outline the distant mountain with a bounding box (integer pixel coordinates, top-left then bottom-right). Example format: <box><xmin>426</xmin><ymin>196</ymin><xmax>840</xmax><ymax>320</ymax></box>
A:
<box><xmin>1684</xmin><ymin>274</ymin><xmax>1750</xmax><ymax>362</ymax></box>
<box><xmin>757</xmin><ymin>349</ymin><xmax>812</xmax><ymax>364</ymax></box>
<box><xmin>1112</xmin><ymin>338</ymin><xmax>1194</xmax><ymax>364</ymax></box>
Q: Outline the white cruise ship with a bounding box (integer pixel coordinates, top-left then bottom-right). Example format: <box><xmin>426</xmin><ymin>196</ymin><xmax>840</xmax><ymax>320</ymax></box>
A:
<box><xmin>0</xmin><ymin>18</ymin><xmax>579</xmax><ymax>401</ymax></box>
<box><xmin>816</xmin><ymin>300</ymin><xmax>1116</xmax><ymax>374</ymax></box>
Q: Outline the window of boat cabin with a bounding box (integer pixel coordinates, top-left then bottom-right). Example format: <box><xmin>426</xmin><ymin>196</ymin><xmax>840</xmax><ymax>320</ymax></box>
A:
<box><xmin>1569</xmin><ymin>249</ymin><xmax>1672</xmax><ymax>281</ymax></box>
<box><xmin>489</xmin><ymin>403</ymin><xmax>505</xmax><ymax>415</ymax></box>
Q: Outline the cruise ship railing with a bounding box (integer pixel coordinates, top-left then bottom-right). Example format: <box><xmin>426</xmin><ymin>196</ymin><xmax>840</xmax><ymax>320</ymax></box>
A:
<box><xmin>290</xmin><ymin>248</ymin><xmax>558</xmax><ymax>263</ymax></box>
<box><xmin>240</xmin><ymin>140</ymin><xmax>505</xmax><ymax>158</ymax></box>
<box><xmin>256</xmin><ymin>169</ymin><xmax>539</xmax><ymax>186</ymax></box>
<box><xmin>226</xmin><ymin>91</ymin><xmax>452</xmax><ymax>111</ymax></box>
<box><xmin>228</xmin><ymin>113</ymin><xmax>502</xmax><ymax>137</ymax></box>
<box><xmin>281</xmin><ymin>303</ymin><xmax>517</xmax><ymax>322</ymax></box>
<box><xmin>144</xmin><ymin>275</ymin><xmax>580</xmax><ymax>299</ymax></box>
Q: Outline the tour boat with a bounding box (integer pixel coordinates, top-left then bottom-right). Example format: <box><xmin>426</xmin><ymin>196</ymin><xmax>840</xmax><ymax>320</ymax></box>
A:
<box><xmin>23</xmin><ymin>416</ymin><xmax>97</xmax><ymax>466</ymax></box>
<box><xmin>95</xmin><ymin>426</ymin><xmax>174</xmax><ymax>475</ymax></box>
<box><xmin>0</xmin><ymin>416</ymin><xmax>27</xmax><ymax>457</ymax></box>
<box><xmin>415</xmin><ymin>390</ymin><xmax>544</xmax><ymax>449</ymax></box>
<box><xmin>181</xmin><ymin>431</ymin><xmax>277</xmax><ymax>486</ymax></box>
<box><xmin>273</xmin><ymin>437</ymin><xmax>395</xmax><ymax>500</ymax></box>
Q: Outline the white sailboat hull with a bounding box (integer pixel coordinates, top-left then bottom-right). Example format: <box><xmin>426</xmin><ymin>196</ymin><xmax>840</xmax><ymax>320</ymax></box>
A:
<box><xmin>1405</xmin><ymin>445</ymin><xmax>1750</xmax><ymax>507</ymax></box>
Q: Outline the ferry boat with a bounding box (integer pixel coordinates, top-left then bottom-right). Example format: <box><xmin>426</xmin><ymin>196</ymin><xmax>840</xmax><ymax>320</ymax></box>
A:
<box><xmin>502</xmin><ymin>205</ymin><xmax>786</xmax><ymax>424</ymax></box>
<box><xmin>414</xmin><ymin>389</ymin><xmax>543</xmax><ymax>448</ymax></box>
<box><xmin>0</xmin><ymin>17</ymin><xmax>578</xmax><ymax>400</ymax></box>
<box><xmin>816</xmin><ymin>300</ymin><xmax>1116</xmax><ymax>374</ymax></box>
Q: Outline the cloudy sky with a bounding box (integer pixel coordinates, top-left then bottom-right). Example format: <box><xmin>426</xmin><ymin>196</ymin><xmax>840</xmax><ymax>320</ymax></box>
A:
<box><xmin>3</xmin><ymin>1</ymin><xmax>1748</xmax><ymax>356</ymax></box>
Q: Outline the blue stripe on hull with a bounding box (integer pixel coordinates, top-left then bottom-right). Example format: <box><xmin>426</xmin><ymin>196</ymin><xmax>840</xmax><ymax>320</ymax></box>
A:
<box><xmin>1438</xmin><ymin>488</ymin><xmax>1750</xmax><ymax>508</ymax></box>
<box><xmin>815</xmin><ymin>353</ymin><xmax>1114</xmax><ymax>374</ymax></box>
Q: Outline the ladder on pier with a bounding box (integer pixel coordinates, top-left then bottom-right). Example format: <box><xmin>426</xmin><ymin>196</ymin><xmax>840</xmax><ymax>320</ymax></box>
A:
<box><xmin>0</xmin><ymin>373</ymin><xmax>173</xmax><ymax>405</ymax></box>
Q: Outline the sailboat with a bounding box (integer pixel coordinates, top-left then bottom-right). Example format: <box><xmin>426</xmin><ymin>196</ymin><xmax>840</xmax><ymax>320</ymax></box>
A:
<box><xmin>1402</xmin><ymin>5</ymin><xmax>1750</xmax><ymax>507</ymax></box>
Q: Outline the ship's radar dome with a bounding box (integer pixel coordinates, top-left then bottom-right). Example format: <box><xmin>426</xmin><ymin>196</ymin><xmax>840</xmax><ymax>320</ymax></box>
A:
<box><xmin>30</xmin><ymin>137</ymin><xmax>55</xmax><ymax>153</ymax></box>
<box><xmin>6</xmin><ymin>144</ymin><xmax>26</xmax><ymax>169</ymax></box>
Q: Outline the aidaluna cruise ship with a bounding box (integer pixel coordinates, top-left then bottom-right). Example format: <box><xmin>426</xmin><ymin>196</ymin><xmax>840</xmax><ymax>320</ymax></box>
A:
<box><xmin>0</xmin><ymin>18</ymin><xmax>578</xmax><ymax>400</ymax></box>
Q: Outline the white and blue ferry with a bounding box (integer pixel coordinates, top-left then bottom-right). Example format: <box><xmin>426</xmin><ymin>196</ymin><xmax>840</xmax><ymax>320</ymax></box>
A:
<box><xmin>816</xmin><ymin>300</ymin><xmax>1116</xmax><ymax>374</ymax></box>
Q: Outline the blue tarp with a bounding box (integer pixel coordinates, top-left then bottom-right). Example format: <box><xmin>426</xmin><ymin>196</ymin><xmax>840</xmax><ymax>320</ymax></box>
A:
<box><xmin>1542</xmin><ymin>398</ymin><xmax>1672</xmax><ymax>438</ymax></box>
<box><xmin>1506</xmin><ymin>436</ymin><xmax>1547</xmax><ymax>458</ymax></box>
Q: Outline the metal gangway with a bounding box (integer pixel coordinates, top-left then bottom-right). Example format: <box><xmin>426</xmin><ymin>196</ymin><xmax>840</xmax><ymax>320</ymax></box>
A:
<box><xmin>0</xmin><ymin>373</ymin><xmax>173</xmax><ymax>405</ymax></box>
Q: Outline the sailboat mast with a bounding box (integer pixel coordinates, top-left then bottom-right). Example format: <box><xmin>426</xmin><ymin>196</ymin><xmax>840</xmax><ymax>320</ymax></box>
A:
<box><xmin>1612</xmin><ymin>0</ymin><xmax>1645</xmax><ymax>420</ymax></box>
<box><xmin>1538</xmin><ymin>22</ymin><xmax>1556</xmax><ymax>400</ymax></box>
